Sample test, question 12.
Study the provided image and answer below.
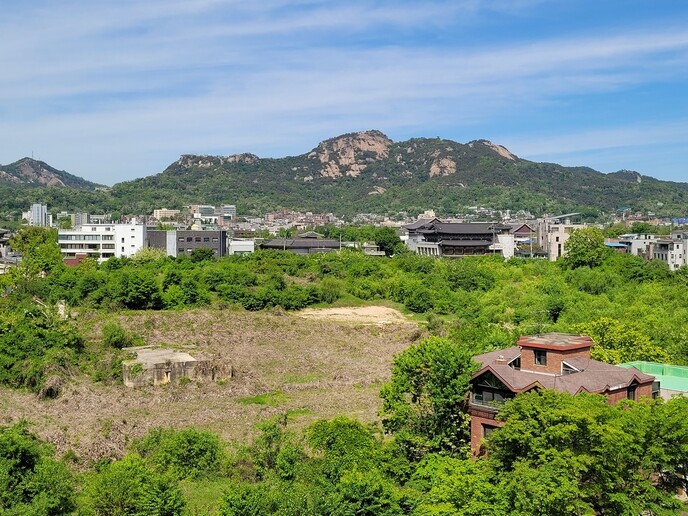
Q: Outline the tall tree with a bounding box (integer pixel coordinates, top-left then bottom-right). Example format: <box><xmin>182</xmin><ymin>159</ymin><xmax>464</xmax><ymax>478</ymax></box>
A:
<box><xmin>9</xmin><ymin>226</ymin><xmax>63</xmax><ymax>278</ymax></box>
<box><xmin>562</xmin><ymin>227</ymin><xmax>609</xmax><ymax>269</ymax></box>
<box><xmin>379</xmin><ymin>337</ymin><xmax>479</xmax><ymax>459</ymax></box>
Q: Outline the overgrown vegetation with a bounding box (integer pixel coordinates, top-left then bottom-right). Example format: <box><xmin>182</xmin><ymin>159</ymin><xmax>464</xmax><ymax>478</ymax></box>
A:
<box><xmin>3</xmin><ymin>226</ymin><xmax>688</xmax><ymax>513</ymax></box>
<box><xmin>4</xmin><ymin>390</ymin><xmax>688</xmax><ymax>515</ymax></box>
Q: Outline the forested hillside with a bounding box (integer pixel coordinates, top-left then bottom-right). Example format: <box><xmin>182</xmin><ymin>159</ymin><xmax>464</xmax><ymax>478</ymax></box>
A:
<box><xmin>3</xmin><ymin>131</ymin><xmax>688</xmax><ymax>219</ymax></box>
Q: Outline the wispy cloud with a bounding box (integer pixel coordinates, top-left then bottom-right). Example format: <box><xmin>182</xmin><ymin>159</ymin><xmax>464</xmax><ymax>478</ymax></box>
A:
<box><xmin>1</xmin><ymin>0</ymin><xmax>688</xmax><ymax>183</ymax></box>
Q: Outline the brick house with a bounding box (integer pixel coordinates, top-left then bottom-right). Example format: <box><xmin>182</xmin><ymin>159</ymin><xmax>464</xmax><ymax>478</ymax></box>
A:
<box><xmin>468</xmin><ymin>332</ymin><xmax>658</xmax><ymax>454</ymax></box>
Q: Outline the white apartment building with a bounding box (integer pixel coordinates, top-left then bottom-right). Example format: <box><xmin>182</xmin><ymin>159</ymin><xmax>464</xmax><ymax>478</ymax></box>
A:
<box><xmin>28</xmin><ymin>203</ymin><xmax>52</xmax><ymax>227</ymax></box>
<box><xmin>651</xmin><ymin>232</ymin><xmax>688</xmax><ymax>271</ymax></box>
<box><xmin>537</xmin><ymin>214</ymin><xmax>589</xmax><ymax>261</ymax></box>
<box><xmin>618</xmin><ymin>234</ymin><xmax>658</xmax><ymax>260</ymax></box>
<box><xmin>58</xmin><ymin>222</ymin><xmax>147</xmax><ymax>262</ymax></box>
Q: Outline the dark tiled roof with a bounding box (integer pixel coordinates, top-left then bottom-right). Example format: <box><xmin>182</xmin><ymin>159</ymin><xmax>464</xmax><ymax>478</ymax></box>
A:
<box><xmin>297</xmin><ymin>231</ymin><xmax>324</xmax><ymax>239</ymax></box>
<box><xmin>261</xmin><ymin>238</ymin><xmax>343</xmax><ymax>249</ymax></box>
<box><xmin>430</xmin><ymin>222</ymin><xmax>511</xmax><ymax>233</ymax></box>
<box><xmin>440</xmin><ymin>239</ymin><xmax>492</xmax><ymax>247</ymax></box>
<box><xmin>404</xmin><ymin>218</ymin><xmax>441</xmax><ymax>230</ymax></box>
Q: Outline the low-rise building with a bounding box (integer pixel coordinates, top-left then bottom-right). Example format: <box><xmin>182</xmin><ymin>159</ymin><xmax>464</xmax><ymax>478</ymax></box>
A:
<box><xmin>618</xmin><ymin>233</ymin><xmax>658</xmax><ymax>260</ymax></box>
<box><xmin>147</xmin><ymin>229</ymin><xmax>227</xmax><ymax>258</ymax></box>
<box><xmin>228</xmin><ymin>238</ymin><xmax>255</xmax><ymax>255</ymax></box>
<box><xmin>536</xmin><ymin>213</ymin><xmax>588</xmax><ymax>261</ymax></box>
<box><xmin>152</xmin><ymin>208</ymin><xmax>181</xmax><ymax>220</ymax></box>
<box><xmin>468</xmin><ymin>333</ymin><xmax>657</xmax><ymax>454</ymax></box>
<box><xmin>261</xmin><ymin>231</ymin><xmax>354</xmax><ymax>254</ymax></box>
<box><xmin>58</xmin><ymin>222</ymin><xmax>147</xmax><ymax>263</ymax></box>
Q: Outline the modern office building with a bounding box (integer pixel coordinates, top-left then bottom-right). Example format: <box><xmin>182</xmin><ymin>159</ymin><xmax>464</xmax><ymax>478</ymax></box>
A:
<box><xmin>147</xmin><ymin>230</ymin><xmax>227</xmax><ymax>258</ymax></box>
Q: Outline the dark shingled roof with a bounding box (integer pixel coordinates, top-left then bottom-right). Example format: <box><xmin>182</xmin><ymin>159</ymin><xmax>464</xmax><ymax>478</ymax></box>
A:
<box><xmin>473</xmin><ymin>345</ymin><xmax>655</xmax><ymax>395</ymax></box>
<box><xmin>404</xmin><ymin>218</ymin><xmax>441</xmax><ymax>230</ymax></box>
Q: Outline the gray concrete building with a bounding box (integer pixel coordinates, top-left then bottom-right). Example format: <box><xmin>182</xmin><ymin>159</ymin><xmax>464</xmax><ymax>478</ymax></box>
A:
<box><xmin>148</xmin><ymin>229</ymin><xmax>227</xmax><ymax>257</ymax></box>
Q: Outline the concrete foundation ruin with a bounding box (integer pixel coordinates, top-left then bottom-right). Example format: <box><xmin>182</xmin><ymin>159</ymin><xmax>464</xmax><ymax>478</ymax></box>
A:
<box><xmin>123</xmin><ymin>347</ymin><xmax>232</xmax><ymax>387</ymax></box>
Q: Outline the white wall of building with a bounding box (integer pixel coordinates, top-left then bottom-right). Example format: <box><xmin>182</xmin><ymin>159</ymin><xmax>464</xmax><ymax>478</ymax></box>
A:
<box><xmin>58</xmin><ymin>222</ymin><xmax>147</xmax><ymax>262</ymax></box>
<box><xmin>228</xmin><ymin>239</ymin><xmax>255</xmax><ymax>255</ymax></box>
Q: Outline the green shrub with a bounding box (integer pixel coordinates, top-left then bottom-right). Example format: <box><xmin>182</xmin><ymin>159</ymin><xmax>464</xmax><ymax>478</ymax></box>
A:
<box><xmin>83</xmin><ymin>453</ymin><xmax>186</xmax><ymax>515</ymax></box>
<box><xmin>0</xmin><ymin>422</ymin><xmax>76</xmax><ymax>514</ymax></box>
<box><xmin>101</xmin><ymin>321</ymin><xmax>140</xmax><ymax>349</ymax></box>
<box><xmin>134</xmin><ymin>427</ymin><xmax>225</xmax><ymax>479</ymax></box>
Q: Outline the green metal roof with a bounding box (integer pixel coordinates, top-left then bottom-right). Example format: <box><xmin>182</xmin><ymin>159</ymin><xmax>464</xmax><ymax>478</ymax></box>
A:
<box><xmin>619</xmin><ymin>361</ymin><xmax>688</xmax><ymax>393</ymax></box>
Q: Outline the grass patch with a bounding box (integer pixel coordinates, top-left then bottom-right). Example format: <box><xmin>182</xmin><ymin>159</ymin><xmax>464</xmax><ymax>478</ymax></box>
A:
<box><xmin>179</xmin><ymin>477</ymin><xmax>235</xmax><ymax>515</ymax></box>
<box><xmin>237</xmin><ymin>391</ymin><xmax>289</xmax><ymax>407</ymax></box>
<box><xmin>286</xmin><ymin>408</ymin><xmax>314</xmax><ymax>421</ymax></box>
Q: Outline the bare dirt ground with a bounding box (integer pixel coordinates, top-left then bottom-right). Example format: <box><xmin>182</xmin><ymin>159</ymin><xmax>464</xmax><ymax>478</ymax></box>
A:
<box><xmin>297</xmin><ymin>305</ymin><xmax>410</xmax><ymax>325</ymax></box>
<box><xmin>0</xmin><ymin>306</ymin><xmax>419</xmax><ymax>463</ymax></box>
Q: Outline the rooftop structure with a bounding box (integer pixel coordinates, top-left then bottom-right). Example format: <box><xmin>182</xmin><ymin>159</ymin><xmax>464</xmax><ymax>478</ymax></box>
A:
<box><xmin>619</xmin><ymin>361</ymin><xmax>688</xmax><ymax>400</ymax></box>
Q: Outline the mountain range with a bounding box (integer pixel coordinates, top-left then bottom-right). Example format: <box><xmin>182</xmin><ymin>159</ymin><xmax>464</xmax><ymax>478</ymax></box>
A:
<box><xmin>2</xmin><ymin>131</ymin><xmax>687</xmax><ymax>218</ymax></box>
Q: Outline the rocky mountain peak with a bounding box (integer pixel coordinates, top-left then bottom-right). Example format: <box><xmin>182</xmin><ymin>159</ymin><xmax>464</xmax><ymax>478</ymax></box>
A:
<box><xmin>469</xmin><ymin>139</ymin><xmax>518</xmax><ymax>161</ymax></box>
<box><xmin>0</xmin><ymin>158</ymin><xmax>80</xmax><ymax>187</ymax></box>
<box><xmin>176</xmin><ymin>152</ymin><xmax>260</xmax><ymax>169</ymax></box>
<box><xmin>307</xmin><ymin>130</ymin><xmax>393</xmax><ymax>178</ymax></box>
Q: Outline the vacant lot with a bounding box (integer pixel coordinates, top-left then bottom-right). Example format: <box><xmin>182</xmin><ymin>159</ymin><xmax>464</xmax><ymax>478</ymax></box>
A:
<box><xmin>0</xmin><ymin>306</ymin><xmax>419</xmax><ymax>462</ymax></box>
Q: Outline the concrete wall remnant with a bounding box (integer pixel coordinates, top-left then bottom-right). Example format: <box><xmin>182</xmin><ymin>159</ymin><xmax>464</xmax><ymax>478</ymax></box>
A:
<box><xmin>123</xmin><ymin>347</ymin><xmax>232</xmax><ymax>387</ymax></box>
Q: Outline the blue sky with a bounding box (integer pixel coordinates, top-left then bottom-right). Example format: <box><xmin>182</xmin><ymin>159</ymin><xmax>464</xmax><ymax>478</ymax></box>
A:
<box><xmin>2</xmin><ymin>0</ymin><xmax>688</xmax><ymax>185</ymax></box>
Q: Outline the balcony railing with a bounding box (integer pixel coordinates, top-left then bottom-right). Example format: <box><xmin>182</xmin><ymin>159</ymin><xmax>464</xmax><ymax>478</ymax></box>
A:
<box><xmin>469</xmin><ymin>395</ymin><xmax>506</xmax><ymax>411</ymax></box>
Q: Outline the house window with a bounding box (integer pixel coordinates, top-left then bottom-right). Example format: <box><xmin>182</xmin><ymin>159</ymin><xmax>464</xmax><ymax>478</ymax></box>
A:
<box><xmin>561</xmin><ymin>362</ymin><xmax>577</xmax><ymax>375</ymax></box>
<box><xmin>203</xmin><ymin>237</ymin><xmax>210</xmax><ymax>242</ymax></box>
<box><xmin>627</xmin><ymin>384</ymin><xmax>637</xmax><ymax>401</ymax></box>
<box><xmin>472</xmin><ymin>372</ymin><xmax>513</xmax><ymax>408</ymax></box>
<box><xmin>652</xmin><ymin>381</ymin><xmax>660</xmax><ymax>399</ymax></box>
<box><xmin>187</xmin><ymin>237</ymin><xmax>192</xmax><ymax>242</ymax></box>
<box><xmin>534</xmin><ymin>350</ymin><xmax>547</xmax><ymax>366</ymax></box>
<box><xmin>483</xmin><ymin>424</ymin><xmax>497</xmax><ymax>439</ymax></box>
